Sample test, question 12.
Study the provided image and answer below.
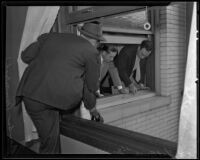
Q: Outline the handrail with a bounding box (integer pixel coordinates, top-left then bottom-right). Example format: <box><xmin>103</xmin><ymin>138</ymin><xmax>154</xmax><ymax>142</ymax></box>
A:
<box><xmin>60</xmin><ymin>115</ymin><xmax>177</xmax><ymax>157</ymax></box>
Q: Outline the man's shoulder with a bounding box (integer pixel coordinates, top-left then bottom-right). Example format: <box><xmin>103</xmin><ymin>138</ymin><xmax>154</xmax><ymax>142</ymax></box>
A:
<box><xmin>119</xmin><ymin>44</ymin><xmax>138</xmax><ymax>56</ymax></box>
<box><xmin>46</xmin><ymin>32</ymin><xmax>90</xmax><ymax>44</ymax></box>
<box><xmin>48</xmin><ymin>32</ymin><xmax>78</xmax><ymax>38</ymax></box>
<box><xmin>38</xmin><ymin>32</ymin><xmax>95</xmax><ymax>50</ymax></box>
<box><xmin>124</xmin><ymin>44</ymin><xmax>138</xmax><ymax>51</ymax></box>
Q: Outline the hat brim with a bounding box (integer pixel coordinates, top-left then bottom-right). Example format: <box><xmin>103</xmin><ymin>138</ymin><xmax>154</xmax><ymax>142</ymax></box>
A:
<box><xmin>78</xmin><ymin>26</ymin><xmax>106</xmax><ymax>42</ymax></box>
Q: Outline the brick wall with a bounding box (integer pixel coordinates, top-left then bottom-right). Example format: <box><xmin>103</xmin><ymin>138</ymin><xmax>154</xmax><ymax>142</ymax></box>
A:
<box><xmin>112</xmin><ymin>103</ymin><xmax>181</xmax><ymax>142</ymax></box>
<box><xmin>109</xmin><ymin>2</ymin><xmax>187</xmax><ymax>143</ymax></box>
<box><xmin>160</xmin><ymin>2</ymin><xmax>187</xmax><ymax>98</ymax></box>
<box><xmin>158</xmin><ymin>2</ymin><xmax>186</xmax><ymax>142</ymax></box>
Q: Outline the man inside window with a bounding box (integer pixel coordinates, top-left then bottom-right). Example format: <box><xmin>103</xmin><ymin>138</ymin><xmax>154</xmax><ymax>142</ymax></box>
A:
<box><xmin>114</xmin><ymin>40</ymin><xmax>152</xmax><ymax>94</ymax></box>
<box><xmin>96</xmin><ymin>44</ymin><xmax>129</xmax><ymax>97</ymax></box>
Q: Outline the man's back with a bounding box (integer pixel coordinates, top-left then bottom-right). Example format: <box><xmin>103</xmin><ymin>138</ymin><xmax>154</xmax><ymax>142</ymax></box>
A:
<box><xmin>16</xmin><ymin>32</ymin><xmax>99</xmax><ymax>110</ymax></box>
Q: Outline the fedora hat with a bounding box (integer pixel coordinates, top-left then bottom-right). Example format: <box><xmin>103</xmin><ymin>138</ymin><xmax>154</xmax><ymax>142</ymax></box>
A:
<box><xmin>78</xmin><ymin>22</ymin><xmax>106</xmax><ymax>41</ymax></box>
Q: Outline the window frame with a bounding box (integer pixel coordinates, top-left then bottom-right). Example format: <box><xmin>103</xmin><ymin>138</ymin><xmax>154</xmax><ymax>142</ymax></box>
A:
<box><xmin>56</xmin><ymin>5</ymin><xmax>164</xmax><ymax>96</ymax></box>
<box><xmin>58</xmin><ymin>5</ymin><xmax>175</xmax><ymax>154</ymax></box>
<box><xmin>63</xmin><ymin>5</ymin><xmax>168</xmax><ymax>125</ymax></box>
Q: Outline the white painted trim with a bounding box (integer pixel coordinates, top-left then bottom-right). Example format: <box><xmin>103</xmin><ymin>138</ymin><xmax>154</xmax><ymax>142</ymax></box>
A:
<box><xmin>103</xmin><ymin>34</ymin><xmax>148</xmax><ymax>44</ymax></box>
<box><xmin>103</xmin><ymin>26</ymin><xmax>153</xmax><ymax>35</ymax></box>
<box><xmin>96</xmin><ymin>90</ymin><xmax>156</xmax><ymax>109</ymax></box>
<box><xmin>154</xmin><ymin>8</ymin><xmax>161</xmax><ymax>95</ymax></box>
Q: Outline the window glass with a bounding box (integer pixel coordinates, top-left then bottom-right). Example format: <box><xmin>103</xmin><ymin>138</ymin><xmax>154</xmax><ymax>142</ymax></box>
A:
<box><xmin>102</xmin><ymin>10</ymin><xmax>148</xmax><ymax>31</ymax></box>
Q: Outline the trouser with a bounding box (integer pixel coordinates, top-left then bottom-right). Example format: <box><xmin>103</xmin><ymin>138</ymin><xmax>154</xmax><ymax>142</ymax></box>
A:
<box><xmin>100</xmin><ymin>61</ymin><xmax>122</xmax><ymax>87</ymax></box>
<box><xmin>23</xmin><ymin>97</ymin><xmax>60</xmax><ymax>154</ymax></box>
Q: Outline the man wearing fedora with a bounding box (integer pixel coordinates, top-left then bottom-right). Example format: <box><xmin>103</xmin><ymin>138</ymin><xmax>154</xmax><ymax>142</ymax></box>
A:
<box><xmin>15</xmin><ymin>21</ymin><xmax>104</xmax><ymax>154</ymax></box>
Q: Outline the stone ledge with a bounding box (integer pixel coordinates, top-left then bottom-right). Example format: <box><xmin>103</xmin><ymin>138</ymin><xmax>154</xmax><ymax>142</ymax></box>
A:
<box><xmin>96</xmin><ymin>90</ymin><xmax>156</xmax><ymax>109</ymax></box>
<box><xmin>98</xmin><ymin>93</ymin><xmax>171</xmax><ymax>123</ymax></box>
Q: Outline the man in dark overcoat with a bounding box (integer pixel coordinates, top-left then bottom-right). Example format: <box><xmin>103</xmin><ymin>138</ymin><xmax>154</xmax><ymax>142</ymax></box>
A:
<box><xmin>15</xmin><ymin>21</ymin><xmax>105</xmax><ymax>154</ymax></box>
<box><xmin>114</xmin><ymin>40</ymin><xmax>152</xmax><ymax>94</ymax></box>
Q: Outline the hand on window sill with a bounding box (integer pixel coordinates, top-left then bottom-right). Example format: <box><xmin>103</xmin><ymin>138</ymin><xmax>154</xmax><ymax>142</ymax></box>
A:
<box><xmin>118</xmin><ymin>88</ymin><xmax>129</xmax><ymax>94</ymax></box>
<box><xmin>95</xmin><ymin>90</ymin><xmax>104</xmax><ymax>98</ymax></box>
<box><xmin>128</xmin><ymin>83</ymin><xmax>138</xmax><ymax>94</ymax></box>
<box><xmin>138</xmin><ymin>83</ymin><xmax>151</xmax><ymax>90</ymax></box>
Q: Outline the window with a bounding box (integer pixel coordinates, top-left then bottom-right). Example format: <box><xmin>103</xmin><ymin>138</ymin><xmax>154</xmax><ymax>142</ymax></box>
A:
<box><xmin>73</xmin><ymin>7</ymin><xmax>155</xmax><ymax>97</ymax></box>
<box><xmin>58</xmin><ymin>6</ymin><xmax>170</xmax><ymax>132</ymax></box>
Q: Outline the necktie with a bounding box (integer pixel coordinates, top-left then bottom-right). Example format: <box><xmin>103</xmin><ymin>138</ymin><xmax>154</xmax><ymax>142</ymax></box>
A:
<box><xmin>135</xmin><ymin>57</ymin><xmax>141</xmax><ymax>82</ymax></box>
<box><xmin>130</xmin><ymin>55</ymin><xmax>141</xmax><ymax>82</ymax></box>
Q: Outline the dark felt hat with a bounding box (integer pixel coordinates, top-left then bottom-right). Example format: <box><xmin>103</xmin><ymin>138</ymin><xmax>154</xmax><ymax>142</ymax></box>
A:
<box><xmin>78</xmin><ymin>22</ymin><xmax>106</xmax><ymax>41</ymax></box>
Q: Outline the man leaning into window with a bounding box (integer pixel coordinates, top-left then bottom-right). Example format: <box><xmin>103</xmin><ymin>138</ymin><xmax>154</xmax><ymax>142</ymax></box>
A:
<box><xmin>114</xmin><ymin>40</ymin><xmax>152</xmax><ymax>94</ymax></box>
<box><xmin>15</xmin><ymin>21</ymin><xmax>104</xmax><ymax>154</ymax></box>
<box><xmin>96</xmin><ymin>44</ymin><xmax>129</xmax><ymax>97</ymax></box>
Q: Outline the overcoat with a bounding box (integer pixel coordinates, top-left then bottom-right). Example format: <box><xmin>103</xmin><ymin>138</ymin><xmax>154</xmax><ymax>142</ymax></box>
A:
<box><xmin>114</xmin><ymin>44</ymin><xmax>147</xmax><ymax>87</ymax></box>
<box><xmin>16</xmin><ymin>32</ymin><xmax>100</xmax><ymax>111</ymax></box>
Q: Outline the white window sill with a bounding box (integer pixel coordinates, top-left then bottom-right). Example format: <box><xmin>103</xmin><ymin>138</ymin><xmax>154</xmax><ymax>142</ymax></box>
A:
<box><xmin>96</xmin><ymin>90</ymin><xmax>157</xmax><ymax>110</ymax></box>
<box><xmin>95</xmin><ymin>90</ymin><xmax>171</xmax><ymax>123</ymax></box>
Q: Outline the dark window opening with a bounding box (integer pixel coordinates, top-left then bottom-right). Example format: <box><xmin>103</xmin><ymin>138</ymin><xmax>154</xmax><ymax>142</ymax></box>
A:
<box><xmin>98</xmin><ymin>42</ymin><xmax>155</xmax><ymax>98</ymax></box>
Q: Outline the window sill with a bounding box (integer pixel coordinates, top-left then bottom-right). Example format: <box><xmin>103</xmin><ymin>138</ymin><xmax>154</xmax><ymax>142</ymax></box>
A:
<box><xmin>97</xmin><ymin>90</ymin><xmax>156</xmax><ymax>109</ymax></box>
<box><xmin>96</xmin><ymin>90</ymin><xmax>171</xmax><ymax>123</ymax></box>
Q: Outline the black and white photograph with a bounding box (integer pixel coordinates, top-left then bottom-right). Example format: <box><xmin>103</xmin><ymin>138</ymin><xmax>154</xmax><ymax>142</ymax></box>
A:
<box><xmin>2</xmin><ymin>1</ymin><xmax>198</xmax><ymax>159</ymax></box>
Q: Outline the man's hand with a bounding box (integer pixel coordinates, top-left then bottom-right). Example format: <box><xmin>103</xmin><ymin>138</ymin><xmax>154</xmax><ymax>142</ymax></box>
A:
<box><xmin>138</xmin><ymin>83</ymin><xmax>150</xmax><ymax>90</ymax></box>
<box><xmin>129</xmin><ymin>83</ymin><xmax>138</xmax><ymax>94</ymax></box>
<box><xmin>89</xmin><ymin>107</ymin><xmax>104</xmax><ymax>123</ymax></box>
<box><xmin>95</xmin><ymin>90</ymin><xmax>104</xmax><ymax>98</ymax></box>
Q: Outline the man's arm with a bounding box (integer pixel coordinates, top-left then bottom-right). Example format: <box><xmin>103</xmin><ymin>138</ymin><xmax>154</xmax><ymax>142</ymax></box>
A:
<box><xmin>82</xmin><ymin>50</ymin><xmax>100</xmax><ymax>110</ymax></box>
<box><xmin>138</xmin><ymin>59</ymin><xmax>150</xmax><ymax>90</ymax></box>
<box><xmin>21</xmin><ymin>33</ymin><xmax>49</xmax><ymax>64</ymax></box>
<box><xmin>82</xmin><ymin>51</ymin><xmax>104</xmax><ymax>122</ymax></box>
<box><xmin>139</xmin><ymin>59</ymin><xmax>147</xmax><ymax>84</ymax></box>
<box><xmin>21</xmin><ymin>42</ymin><xmax>40</xmax><ymax>64</ymax></box>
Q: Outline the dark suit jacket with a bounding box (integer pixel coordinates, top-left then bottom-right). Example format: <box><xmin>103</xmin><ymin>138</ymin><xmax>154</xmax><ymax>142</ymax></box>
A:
<box><xmin>16</xmin><ymin>33</ymin><xmax>100</xmax><ymax>111</ymax></box>
<box><xmin>114</xmin><ymin>44</ymin><xmax>147</xmax><ymax>87</ymax></box>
